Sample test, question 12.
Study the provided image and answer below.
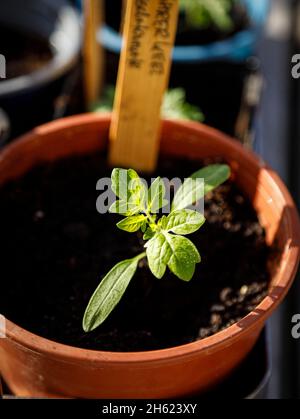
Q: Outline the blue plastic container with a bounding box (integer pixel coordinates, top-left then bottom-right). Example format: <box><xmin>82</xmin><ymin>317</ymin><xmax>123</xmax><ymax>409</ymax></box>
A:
<box><xmin>0</xmin><ymin>0</ymin><xmax>81</xmax><ymax>143</ymax></box>
<box><xmin>99</xmin><ymin>0</ymin><xmax>270</xmax><ymax>63</ymax></box>
<box><xmin>99</xmin><ymin>0</ymin><xmax>270</xmax><ymax>136</ymax></box>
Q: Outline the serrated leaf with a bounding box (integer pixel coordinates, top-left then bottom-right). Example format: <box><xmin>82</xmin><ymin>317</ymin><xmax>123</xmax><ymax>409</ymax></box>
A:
<box><xmin>146</xmin><ymin>232</ymin><xmax>201</xmax><ymax>281</ymax></box>
<box><xmin>162</xmin><ymin>209</ymin><xmax>205</xmax><ymax>235</ymax></box>
<box><xmin>117</xmin><ymin>215</ymin><xmax>146</xmax><ymax>233</ymax></box>
<box><xmin>83</xmin><ymin>254</ymin><xmax>145</xmax><ymax>332</ymax></box>
<box><xmin>145</xmin><ymin>233</ymin><xmax>172</xmax><ymax>279</ymax></box>
<box><xmin>172</xmin><ymin>164</ymin><xmax>230</xmax><ymax>211</ymax></box>
<box><xmin>166</xmin><ymin>234</ymin><xmax>201</xmax><ymax>281</ymax></box>
<box><xmin>141</xmin><ymin>221</ymin><xmax>147</xmax><ymax>233</ymax></box>
<box><xmin>143</xmin><ymin>227</ymin><xmax>156</xmax><ymax>240</ymax></box>
<box><xmin>158</xmin><ymin>215</ymin><xmax>167</xmax><ymax>228</ymax></box>
<box><xmin>93</xmin><ymin>85</ymin><xmax>204</xmax><ymax>122</ymax></box>
<box><xmin>111</xmin><ymin>168</ymin><xmax>139</xmax><ymax>200</ymax></box>
<box><xmin>109</xmin><ymin>200</ymin><xmax>140</xmax><ymax>216</ymax></box>
<box><xmin>180</xmin><ymin>0</ymin><xmax>234</xmax><ymax>31</ymax></box>
<box><xmin>111</xmin><ymin>168</ymin><xmax>147</xmax><ymax>210</ymax></box>
<box><xmin>162</xmin><ymin>88</ymin><xmax>204</xmax><ymax>122</ymax></box>
<box><xmin>148</xmin><ymin>177</ymin><xmax>168</xmax><ymax>213</ymax></box>
<box><xmin>172</xmin><ymin>178</ymin><xmax>204</xmax><ymax>211</ymax></box>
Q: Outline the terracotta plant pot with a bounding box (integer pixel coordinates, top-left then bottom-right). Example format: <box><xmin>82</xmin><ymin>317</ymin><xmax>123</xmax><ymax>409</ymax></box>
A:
<box><xmin>0</xmin><ymin>114</ymin><xmax>299</xmax><ymax>398</ymax></box>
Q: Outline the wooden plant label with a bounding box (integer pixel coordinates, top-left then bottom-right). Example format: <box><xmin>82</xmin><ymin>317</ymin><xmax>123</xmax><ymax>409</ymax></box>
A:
<box><xmin>109</xmin><ymin>0</ymin><xmax>179</xmax><ymax>172</ymax></box>
<box><xmin>83</xmin><ymin>0</ymin><xmax>104</xmax><ymax>107</ymax></box>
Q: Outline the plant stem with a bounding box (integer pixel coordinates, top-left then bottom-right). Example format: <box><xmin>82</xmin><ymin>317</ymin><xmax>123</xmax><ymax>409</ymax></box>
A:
<box><xmin>144</xmin><ymin>209</ymin><xmax>157</xmax><ymax>226</ymax></box>
<box><xmin>135</xmin><ymin>252</ymin><xmax>147</xmax><ymax>262</ymax></box>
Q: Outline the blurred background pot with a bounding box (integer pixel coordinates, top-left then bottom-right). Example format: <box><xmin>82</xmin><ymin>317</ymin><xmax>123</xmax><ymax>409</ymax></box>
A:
<box><xmin>0</xmin><ymin>0</ymin><xmax>81</xmax><ymax>144</ymax></box>
<box><xmin>100</xmin><ymin>0</ymin><xmax>270</xmax><ymax>136</ymax></box>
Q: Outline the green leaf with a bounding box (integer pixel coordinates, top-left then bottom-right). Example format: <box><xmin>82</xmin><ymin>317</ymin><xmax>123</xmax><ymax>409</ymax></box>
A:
<box><xmin>172</xmin><ymin>178</ymin><xmax>204</xmax><ymax>211</ymax></box>
<box><xmin>109</xmin><ymin>167</ymin><xmax>150</xmax><ymax>215</ymax></box>
<box><xmin>111</xmin><ymin>168</ymin><xmax>139</xmax><ymax>200</ymax></box>
<box><xmin>145</xmin><ymin>233</ymin><xmax>172</xmax><ymax>279</ymax></box>
<box><xmin>172</xmin><ymin>164</ymin><xmax>230</xmax><ymax>211</ymax></box>
<box><xmin>117</xmin><ymin>215</ymin><xmax>147</xmax><ymax>233</ymax></box>
<box><xmin>143</xmin><ymin>226</ymin><xmax>156</xmax><ymax>240</ymax></box>
<box><xmin>148</xmin><ymin>177</ymin><xmax>168</xmax><ymax>213</ymax></box>
<box><xmin>92</xmin><ymin>85</ymin><xmax>204</xmax><ymax>122</ymax></box>
<box><xmin>158</xmin><ymin>215</ymin><xmax>167</xmax><ymax>228</ymax></box>
<box><xmin>141</xmin><ymin>221</ymin><xmax>147</xmax><ymax>233</ymax></box>
<box><xmin>162</xmin><ymin>88</ymin><xmax>204</xmax><ymax>122</ymax></box>
<box><xmin>161</xmin><ymin>209</ymin><xmax>205</xmax><ymax>235</ymax></box>
<box><xmin>111</xmin><ymin>168</ymin><xmax>147</xmax><ymax>209</ymax></box>
<box><xmin>179</xmin><ymin>0</ymin><xmax>234</xmax><ymax>31</ymax></box>
<box><xmin>166</xmin><ymin>234</ymin><xmax>201</xmax><ymax>281</ymax></box>
<box><xmin>146</xmin><ymin>232</ymin><xmax>201</xmax><ymax>281</ymax></box>
<box><xmin>90</xmin><ymin>85</ymin><xmax>115</xmax><ymax>112</ymax></box>
<box><xmin>83</xmin><ymin>253</ymin><xmax>145</xmax><ymax>332</ymax></box>
<box><xmin>191</xmin><ymin>164</ymin><xmax>230</xmax><ymax>195</ymax></box>
<box><xmin>109</xmin><ymin>200</ymin><xmax>140</xmax><ymax>216</ymax></box>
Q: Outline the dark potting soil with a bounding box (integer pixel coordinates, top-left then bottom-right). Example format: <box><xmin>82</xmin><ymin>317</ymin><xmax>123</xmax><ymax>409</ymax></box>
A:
<box><xmin>0</xmin><ymin>27</ymin><xmax>53</xmax><ymax>80</ymax></box>
<box><xmin>0</xmin><ymin>152</ymin><xmax>271</xmax><ymax>351</ymax></box>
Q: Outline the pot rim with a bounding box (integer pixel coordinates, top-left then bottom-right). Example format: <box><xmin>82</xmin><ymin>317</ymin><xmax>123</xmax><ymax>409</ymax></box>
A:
<box><xmin>2</xmin><ymin>113</ymin><xmax>300</xmax><ymax>365</ymax></box>
<box><xmin>0</xmin><ymin>4</ymin><xmax>81</xmax><ymax>98</ymax></box>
